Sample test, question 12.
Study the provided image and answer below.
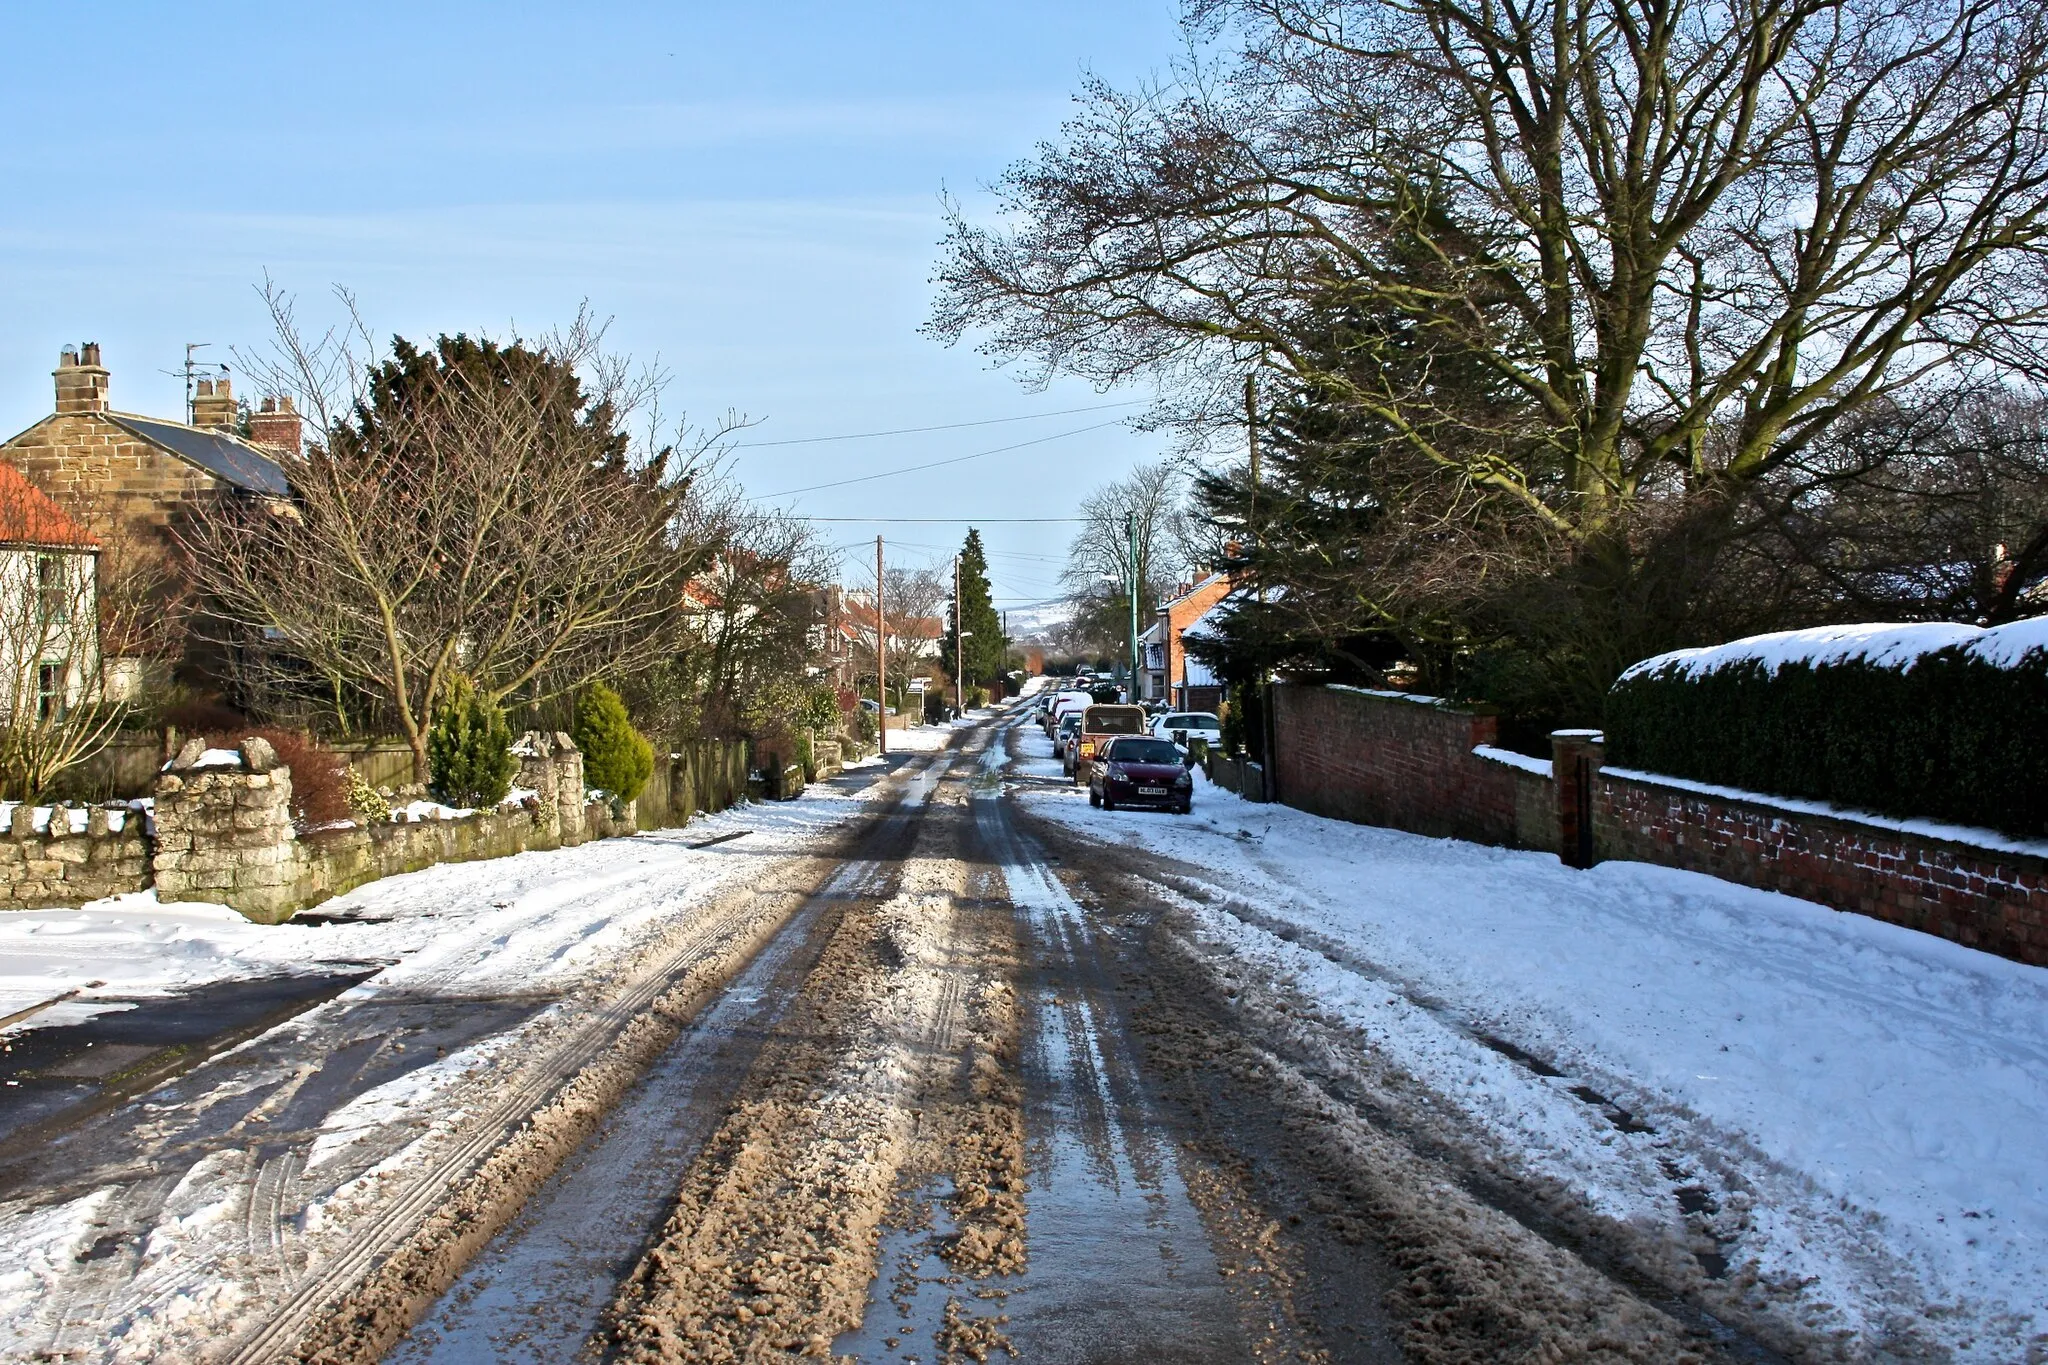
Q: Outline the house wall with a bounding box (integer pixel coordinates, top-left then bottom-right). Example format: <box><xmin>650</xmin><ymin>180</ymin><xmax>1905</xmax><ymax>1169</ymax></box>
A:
<box><xmin>1</xmin><ymin>412</ymin><xmax>223</xmax><ymax>560</ymax></box>
<box><xmin>0</xmin><ymin>545</ymin><xmax>101</xmax><ymax>718</ymax></box>
<box><xmin>1155</xmin><ymin>577</ymin><xmax>1232</xmax><ymax>709</ymax></box>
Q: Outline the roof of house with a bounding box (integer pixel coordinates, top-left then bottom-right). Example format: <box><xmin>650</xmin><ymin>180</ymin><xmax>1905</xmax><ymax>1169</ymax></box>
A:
<box><xmin>1159</xmin><ymin>572</ymin><xmax>1228</xmax><ymax>611</ymax></box>
<box><xmin>0</xmin><ymin>463</ymin><xmax>97</xmax><ymax>549</ymax></box>
<box><xmin>104</xmin><ymin>413</ymin><xmax>292</xmax><ymax>497</ymax></box>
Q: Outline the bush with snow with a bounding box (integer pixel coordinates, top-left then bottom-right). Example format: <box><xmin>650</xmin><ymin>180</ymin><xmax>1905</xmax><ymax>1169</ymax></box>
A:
<box><xmin>1606</xmin><ymin>618</ymin><xmax>2048</xmax><ymax>837</ymax></box>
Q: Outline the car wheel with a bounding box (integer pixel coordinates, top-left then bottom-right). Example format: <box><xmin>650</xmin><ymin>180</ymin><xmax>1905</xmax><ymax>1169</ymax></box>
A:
<box><xmin>1102</xmin><ymin>792</ymin><xmax>1115</xmax><ymax>811</ymax></box>
<box><xmin>1174</xmin><ymin>800</ymin><xmax>1191</xmax><ymax>815</ymax></box>
<box><xmin>1089</xmin><ymin>787</ymin><xmax>1101</xmax><ymax>808</ymax></box>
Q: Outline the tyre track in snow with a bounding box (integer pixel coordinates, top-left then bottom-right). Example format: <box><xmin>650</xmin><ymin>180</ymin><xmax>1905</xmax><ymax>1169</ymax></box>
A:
<box><xmin>232</xmin><ymin>749</ymin><xmax>962</xmax><ymax>1365</ymax></box>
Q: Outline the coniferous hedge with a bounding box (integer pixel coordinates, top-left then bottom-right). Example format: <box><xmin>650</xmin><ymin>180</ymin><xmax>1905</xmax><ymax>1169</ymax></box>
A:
<box><xmin>573</xmin><ymin>682</ymin><xmax>654</xmax><ymax>804</ymax></box>
<box><xmin>1604</xmin><ymin>622</ymin><xmax>2048</xmax><ymax>839</ymax></box>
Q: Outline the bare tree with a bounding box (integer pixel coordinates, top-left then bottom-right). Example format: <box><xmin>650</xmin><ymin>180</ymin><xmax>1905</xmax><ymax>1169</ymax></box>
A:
<box><xmin>934</xmin><ymin>0</ymin><xmax>2048</xmax><ymax>559</ymax></box>
<box><xmin>0</xmin><ymin>480</ymin><xmax>133</xmax><ymax>801</ymax></box>
<box><xmin>186</xmin><ymin>289</ymin><xmax>739</xmax><ymax>781</ymax></box>
<box><xmin>1060</xmin><ymin>461</ymin><xmax>1202</xmax><ymax>632</ymax></box>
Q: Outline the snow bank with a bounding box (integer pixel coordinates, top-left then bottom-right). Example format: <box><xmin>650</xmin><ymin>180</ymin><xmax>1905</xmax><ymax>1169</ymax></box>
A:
<box><xmin>1021</xmin><ymin>772</ymin><xmax>2048</xmax><ymax>1358</ymax></box>
<box><xmin>1621</xmin><ymin>616</ymin><xmax>2048</xmax><ymax>682</ymax></box>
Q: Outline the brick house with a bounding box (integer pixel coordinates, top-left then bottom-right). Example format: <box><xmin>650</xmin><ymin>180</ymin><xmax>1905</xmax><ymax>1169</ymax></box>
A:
<box><xmin>1139</xmin><ymin>572</ymin><xmax>1231</xmax><ymax>707</ymax></box>
<box><xmin>0</xmin><ymin>344</ymin><xmax>296</xmax><ymax>561</ymax></box>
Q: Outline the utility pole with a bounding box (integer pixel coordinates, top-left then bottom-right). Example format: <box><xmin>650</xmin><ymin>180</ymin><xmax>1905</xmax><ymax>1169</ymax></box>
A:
<box><xmin>875</xmin><ymin>536</ymin><xmax>887</xmax><ymax>758</ymax></box>
<box><xmin>954</xmin><ymin>553</ymin><xmax>965</xmax><ymax>717</ymax></box>
<box><xmin>1125</xmin><ymin>513</ymin><xmax>1141</xmax><ymax>703</ymax></box>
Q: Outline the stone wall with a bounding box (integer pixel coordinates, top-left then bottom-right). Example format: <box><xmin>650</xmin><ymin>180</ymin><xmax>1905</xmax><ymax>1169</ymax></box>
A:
<box><xmin>152</xmin><ymin>738</ymin><xmax>301</xmax><ymax>922</ymax></box>
<box><xmin>0</xmin><ymin>804</ymin><xmax>151</xmax><ymax>907</ymax></box>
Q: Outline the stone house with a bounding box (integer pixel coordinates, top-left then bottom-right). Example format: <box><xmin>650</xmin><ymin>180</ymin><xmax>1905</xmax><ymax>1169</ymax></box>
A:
<box><xmin>0</xmin><ymin>344</ymin><xmax>297</xmax><ymax>561</ymax></box>
<box><xmin>1139</xmin><ymin>572</ymin><xmax>1231</xmax><ymax>708</ymax></box>
<box><xmin>0</xmin><ymin>344</ymin><xmax>300</xmax><ymax>698</ymax></box>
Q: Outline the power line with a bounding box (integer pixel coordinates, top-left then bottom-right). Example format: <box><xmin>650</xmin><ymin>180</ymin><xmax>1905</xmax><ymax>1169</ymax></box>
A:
<box><xmin>758</xmin><ymin>420</ymin><xmax>1125</xmax><ymax>497</ymax></box>
<box><xmin>803</xmin><ymin>515</ymin><xmax>1088</xmax><ymax>524</ymax></box>
<box><xmin>733</xmin><ymin>400</ymin><xmax>1140</xmax><ymax>448</ymax></box>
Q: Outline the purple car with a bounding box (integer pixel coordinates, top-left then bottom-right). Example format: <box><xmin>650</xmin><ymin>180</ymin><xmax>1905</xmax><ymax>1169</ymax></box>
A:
<box><xmin>1088</xmin><ymin>735</ymin><xmax>1193</xmax><ymax>813</ymax></box>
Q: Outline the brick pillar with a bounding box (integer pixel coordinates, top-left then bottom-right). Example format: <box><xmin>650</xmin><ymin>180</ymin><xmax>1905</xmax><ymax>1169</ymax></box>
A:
<box><xmin>1552</xmin><ymin>730</ymin><xmax>1605</xmax><ymax>870</ymax></box>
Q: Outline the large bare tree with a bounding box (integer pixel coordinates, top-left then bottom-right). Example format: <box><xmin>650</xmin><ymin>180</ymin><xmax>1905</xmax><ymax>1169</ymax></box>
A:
<box><xmin>186</xmin><ymin>291</ymin><xmax>739</xmax><ymax>781</ymax></box>
<box><xmin>933</xmin><ymin>0</ymin><xmax>2048</xmax><ymax>556</ymax></box>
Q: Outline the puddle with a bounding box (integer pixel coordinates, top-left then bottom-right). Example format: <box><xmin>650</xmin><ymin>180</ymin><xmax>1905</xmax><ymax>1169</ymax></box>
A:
<box><xmin>966</xmin><ymin>735</ymin><xmax>1249</xmax><ymax>1362</ymax></box>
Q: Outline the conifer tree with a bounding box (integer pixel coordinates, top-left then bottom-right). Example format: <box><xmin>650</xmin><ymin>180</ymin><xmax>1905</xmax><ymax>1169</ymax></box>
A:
<box><xmin>947</xmin><ymin>529</ymin><xmax>1006</xmax><ymax>688</ymax></box>
<box><xmin>573</xmin><ymin>681</ymin><xmax>654</xmax><ymax>803</ymax></box>
<box><xmin>427</xmin><ymin>676</ymin><xmax>516</xmax><ymax>807</ymax></box>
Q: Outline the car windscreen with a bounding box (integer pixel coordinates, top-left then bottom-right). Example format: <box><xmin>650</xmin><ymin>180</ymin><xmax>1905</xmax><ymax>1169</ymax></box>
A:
<box><xmin>1108</xmin><ymin>738</ymin><xmax>1183</xmax><ymax>765</ymax></box>
<box><xmin>1083</xmin><ymin>707</ymin><xmax>1146</xmax><ymax>734</ymax></box>
<box><xmin>1058</xmin><ymin>715</ymin><xmax>1081</xmax><ymax>731</ymax></box>
<box><xmin>1163</xmin><ymin>714</ymin><xmax>1219</xmax><ymax>729</ymax></box>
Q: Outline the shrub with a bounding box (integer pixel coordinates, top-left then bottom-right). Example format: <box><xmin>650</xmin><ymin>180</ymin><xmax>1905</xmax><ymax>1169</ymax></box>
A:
<box><xmin>967</xmin><ymin>685</ymin><xmax>990</xmax><ymax>709</ymax></box>
<box><xmin>1218</xmin><ymin>700</ymin><xmax>1241</xmax><ymax>755</ymax></box>
<box><xmin>1605</xmin><ymin>620</ymin><xmax>2048</xmax><ymax>837</ymax></box>
<box><xmin>796</xmin><ymin>729</ymin><xmax>817</xmax><ymax>783</ymax></box>
<box><xmin>854</xmin><ymin>706</ymin><xmax>877</xmax><ymax>744</ymax></box>
<box><xmin>346</xmin><ymin>768</ymin><xmax>391</xmax><ymax>823</ymax></box>
<box><xmin>573</xmin><ymin>682</ymin><xmax>654</xmax><ymax>804</ymax></box>
<box><xmin>428</xmin><ymin>677</ymin><xmax>516</xmax><ymax>807</ymax></box>
<box><xmin>204</xmin><ymin>726</ymin><xmax>350</xmax><ymax>832</ymax></box>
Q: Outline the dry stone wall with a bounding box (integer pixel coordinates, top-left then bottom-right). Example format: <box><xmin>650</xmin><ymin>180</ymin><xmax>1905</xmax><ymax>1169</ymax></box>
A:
<box><xmin>0</xmin><ymin>804</ymin><xmax>151</xmax><ymax>907</ymax></box>
<box><xmin>152</xmin><ymin>737</ymin><xmax>300</xmax><ymax>923</ymax></box>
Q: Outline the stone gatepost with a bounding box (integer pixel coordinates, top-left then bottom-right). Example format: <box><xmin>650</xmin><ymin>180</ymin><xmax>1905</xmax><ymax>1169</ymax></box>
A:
<box><xmin>1551</xmin><ymin>729</ymin><xmax>1606</xmax><ymax>870</ymax></box>
<box><xmin>153</xmin><ymin>737</ymin><xmax>302</xmax><ymax>924</ymax></box>
<box><xmin>513</xmin><ymin>730</ymin><xmax>587</xmax><ymax>847</ymax></box>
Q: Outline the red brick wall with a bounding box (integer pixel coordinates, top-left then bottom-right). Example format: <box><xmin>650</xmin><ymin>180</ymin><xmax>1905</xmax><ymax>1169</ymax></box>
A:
<box><xmin>1597</xmin><ymin>773</ymin><xmax>2048</xmax><ymax>966</ymax></box>
<box><xmin>1272</xmin><ymin>684</ymin><xmax>1523</xmax><ymax>845</ymax></box>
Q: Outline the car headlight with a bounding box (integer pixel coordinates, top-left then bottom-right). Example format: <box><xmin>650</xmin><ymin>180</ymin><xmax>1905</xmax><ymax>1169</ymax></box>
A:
<box><xmin>1175</xmin><ymin>772</ymin><xmax>1191</xmax><ymax>787</ymax></box>
<box><xmin>1106</xmin><ymin>763</ymin><xmax>1127</xmax><ymax>780</ymax></box>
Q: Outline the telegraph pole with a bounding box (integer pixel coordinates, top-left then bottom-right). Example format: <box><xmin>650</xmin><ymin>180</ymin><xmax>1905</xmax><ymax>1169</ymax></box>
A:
<box><xmin>954</xmin><ymin>553</ymin><xmax>965</xmax><ymax>717</ymax></box>
<box><xmin>1125</xmin><ymin>513</ymin><xmax>1141</xmax><ymax>702</ymax></box>
<box><xmin>875</xmin><ymin>536</ymin><xmax>887</xmax><ymax>758</ymax></box>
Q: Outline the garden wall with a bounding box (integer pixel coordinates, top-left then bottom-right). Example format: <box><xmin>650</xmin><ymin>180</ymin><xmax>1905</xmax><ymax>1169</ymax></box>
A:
<box><xmin>1270</xmin><ymin>683</ymin><xmax>1555</xmax><ymax>850</ymax></box>
<box><xmin>1266</xmin><ymin>682</ymin><xmax>2047</xmax><ymax>966</ymax></box>
<box><xmin>1589</xmin><ymin>750</ymin><xmax>2048</xmax><ymax>966</ymax></box>
<box><xmin>0</xmin><ymin>805</ymin><xmax>151</xmax><ymax>907</ymax></box>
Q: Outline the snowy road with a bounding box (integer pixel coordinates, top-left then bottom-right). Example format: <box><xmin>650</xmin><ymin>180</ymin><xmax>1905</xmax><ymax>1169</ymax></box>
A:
<box><xmin>2</xmin><ymin>699</ymin><xmax>2039</xmax><ymax>1363</ymax></box>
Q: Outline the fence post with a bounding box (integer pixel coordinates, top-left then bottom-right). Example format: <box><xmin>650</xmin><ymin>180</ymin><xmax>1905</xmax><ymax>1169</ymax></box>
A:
<box><xmin>1551</xmin><ymin>729</ymin><xmax>1606</xmax><ymax>870</ymax></box>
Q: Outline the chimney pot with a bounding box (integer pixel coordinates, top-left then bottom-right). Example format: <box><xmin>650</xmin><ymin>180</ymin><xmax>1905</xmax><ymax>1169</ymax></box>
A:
<box><xmin>247</xmin><ymin>392</ymin><xmax>304</xmax><ymax>458</ymax></box>
<box><xmin>191</xmin><ymin>373</ymin><xmax>237</xmax><ymax>431</ymax></box>
<box><xmin>53</xmin><ymin>342</ymin><xmax>110</xmax><ymax>414</ymax></box>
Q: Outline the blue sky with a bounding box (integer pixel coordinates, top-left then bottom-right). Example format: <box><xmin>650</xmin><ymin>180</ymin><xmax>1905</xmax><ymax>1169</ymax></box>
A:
<box><xmin>0</xmin><ymin>1</ymin><xmax>1187</xmax><ymax>614</ymax></box>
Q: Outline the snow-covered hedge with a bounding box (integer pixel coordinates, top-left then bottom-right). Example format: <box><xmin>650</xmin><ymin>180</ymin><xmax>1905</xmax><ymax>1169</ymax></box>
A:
<box><xmin>1606</xmin><ymin>619</ymin><xmax>2048</xmax><ymax>838</ymax></box>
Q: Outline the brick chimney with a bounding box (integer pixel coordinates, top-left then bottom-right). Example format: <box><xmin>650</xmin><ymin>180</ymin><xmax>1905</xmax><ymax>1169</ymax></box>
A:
<box><xmin>53</xmin><ymin>343</ymin><xmax>110</xmax><ymax>415</ymax></box>
<box><xmin>247</xmin><ymin>395</ymin><xmax>302</xmax><ymax>457</ymax></box>
<box><xmin>191</xmin><ymin>376</ymin><xmax>236</xmax><ymax>431</ymax></box>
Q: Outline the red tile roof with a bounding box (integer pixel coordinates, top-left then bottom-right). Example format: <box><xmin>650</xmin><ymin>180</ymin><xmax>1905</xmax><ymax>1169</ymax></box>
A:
<box><xmin>0</xmin><ymin>463</ymin><xmax>96</xmax><ymax>548</ymax></box>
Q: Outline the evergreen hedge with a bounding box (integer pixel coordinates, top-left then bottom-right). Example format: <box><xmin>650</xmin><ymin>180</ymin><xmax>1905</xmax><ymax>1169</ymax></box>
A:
<box><xmin>574</xmin><ymin>682</ymin><xmax>654</xmax><ymax>804</ymax></box>
<box><xmin>428</xmin><ymin>678</ymin><xmax>516</xmax><ymax>808</ymax></box>
<box><xmin>1605</xmin><ymin>622</ymin><xmax>2048</xmax><ymax>838</ymax></box>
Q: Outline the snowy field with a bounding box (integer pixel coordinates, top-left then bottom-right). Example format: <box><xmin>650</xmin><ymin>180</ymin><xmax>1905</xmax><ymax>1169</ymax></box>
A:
<box><xmin>1015</xmin><ymin>724</ymin><xmax>2048</xmax><ymax>1361</ymax></box>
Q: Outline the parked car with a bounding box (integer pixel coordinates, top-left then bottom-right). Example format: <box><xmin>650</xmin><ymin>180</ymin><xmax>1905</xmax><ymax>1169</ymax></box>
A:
<box><xmin>1089</xmin><ymin>735</ymin><xmax>1194</xmax><ymax>813</ymax></box>
<box><xmin>1151</xmin><ymin>711</ymin><xmax>1222</xmax><ymax>752</ymax></box>
<box><xmin>1046</xmin><ymin>689</ymin><xmax>1092</xmax><ymax>734</ymax></box>
<box><xmin>1072</xmin><ymin>703</ymin><xmax>1149</xmax><ymax>782</ymax></box>
<box><xmin>1054</xmin><ymin>713</ymin><xmax>1084</xmax><ymax>769</ymax></box>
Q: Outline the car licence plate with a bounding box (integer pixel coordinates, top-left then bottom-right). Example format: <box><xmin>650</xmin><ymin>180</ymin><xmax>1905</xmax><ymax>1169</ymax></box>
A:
<box><xmin>1139</xmin><ymin>786</ymin><xmax>1168</xmax><ymax>796</ymax></box>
